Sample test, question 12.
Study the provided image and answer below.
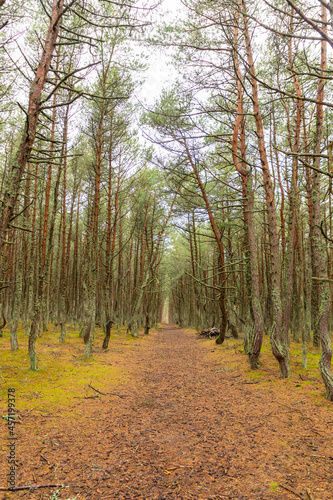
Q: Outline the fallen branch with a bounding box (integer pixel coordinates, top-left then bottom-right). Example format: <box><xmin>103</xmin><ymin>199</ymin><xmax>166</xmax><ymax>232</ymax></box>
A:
<box><xmin>248</xmin><ymin>424</ymin><xmax>262</xmax><ymax>431</ymax></box>
<box><xmin>109</xmin><ymin>392</ymin><xmax>126</xmax><ymax>398</ymax></box>
<box><xmin>197</xmin><ymin>327</ymin><xmax>220</xmax><ymax>339</ymax></box>
<box><xmin>88</xmin><ymin>384</ymin><xmax>106</xmax><ymax>395</ymax></box>
<box><xmin>0</xmin><ymin>484</ymin><xmax>65</xmax><ymax>491</ymax></box>
<box><xmin>306</xmin><ymin>489</ymin><xmax>315</xmax><ymax>500</ymax></box>
<box><xmin>40</xmin><ymin>454</ymin><xmax>50</xmax><ymax>464</ymax></box>
<box><xmin>86</xmin><ymin>384</ymin><xmax>126</xmax><ymax>398</ymax></box>
<box><xmin>278</xmin><ymin>484</ymin><xmax>304</xmax><ymax>499</ymax></box>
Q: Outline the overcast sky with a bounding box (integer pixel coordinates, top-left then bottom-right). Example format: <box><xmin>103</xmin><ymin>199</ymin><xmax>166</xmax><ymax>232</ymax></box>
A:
<box><xmin>136</xmin><ymin>0</ymin><xmax>184</xmax><ymax>105</ymax></box>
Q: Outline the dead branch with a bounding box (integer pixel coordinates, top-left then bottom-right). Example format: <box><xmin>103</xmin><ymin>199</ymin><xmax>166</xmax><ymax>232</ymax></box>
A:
<box><xmin>0</xmin><ymin>484</ymin><xmax>66</xmax><ymax>491</ymax></box>
<box><xmin>278</xmin><ymin>484</ymin><xmax>305</xmax><ymax>499</ymax></box>
<box><xmin>88</xmin><ymin>384</ymin><xmax>107</xmax><ymax>395</ymax></box>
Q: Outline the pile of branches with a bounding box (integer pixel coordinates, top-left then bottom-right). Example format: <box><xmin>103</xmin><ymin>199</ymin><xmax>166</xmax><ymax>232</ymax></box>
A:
<box><xmin>198</xmin><ymin>327</ymin><xmax>220</xmax><ymax>339</ymax></box>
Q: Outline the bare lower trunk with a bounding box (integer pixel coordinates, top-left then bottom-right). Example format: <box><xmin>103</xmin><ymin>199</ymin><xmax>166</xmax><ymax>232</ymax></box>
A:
<box><xmin>28</xmin><ymin>311</ymin><xmax>40</xmax><ymax>371</ymax></box>
<box><xmin>228</xmin><ymin>322</ymin><xmax>238</xmax><ymax>339</ymax></box>
<box><xmin>129</xmin><ymin>320</ymin><xmax>138</xmax><ymax>338</ymax></box>
<box><xmin>84</xmin><ymin>312</ymin><xmax>94</xmax><ymax>358</ymax></box>
<box><xmin>59</xmin><ymin>322</ymin><xmax>66</xmax><ymax>343</ymax></box>
<box><xmin>216</xmin><ymin>292</ymin><xmax>228</xmax><ymax>345</ymax></box>
<box><xmin>0</xmin><ymin>311</ymin><xmax>6</xmax><ymax>337</ymax></box>
<box><xmin>10</xmin><ymin>322</ymin><xmax>18</xmax><ymax>351</ymax></box>
<box><xmin>102</xmin><ymin>320</ymin><xmax>113</xmax><ymax>350</ymax></box>
<box><xmin>144</xmin><ymin>313</ymin><xmax>150</xmax><ymax>335</ymax></box>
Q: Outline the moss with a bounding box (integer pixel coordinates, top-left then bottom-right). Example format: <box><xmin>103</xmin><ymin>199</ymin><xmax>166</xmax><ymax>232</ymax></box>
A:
<box><xmin>269</xmin><ymin>482</ymin><xmax>280</xmax><ymax>493</ymax></box>
<box><xmin>0</xmin><ymin>323</ymin><xmax>129</xmax><ymax>413</ymax></box>
<box><xmin>306</xmin><ymin>352</ymin><xmax>321</xmax><ymax>360</ymax></box>
<box><xmin>308</xmin><ymin>370</ymin><xmax>319</xmax><ymax>377</ymax></box>
<box><xmin>247</xmin><ymin>370</ymin><xmax>265</xmax><ymax>379</ymax></box>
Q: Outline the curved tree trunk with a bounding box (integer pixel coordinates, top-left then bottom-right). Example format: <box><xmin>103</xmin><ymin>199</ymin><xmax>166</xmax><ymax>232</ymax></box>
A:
<box><xmin>232</xmin><ymin>16</ymin><xmax>264</xmax><ymax>367</ymax></box>
<box><xmin>102</xmin><ymin>320</ymin><xmax>114</xmax><ymax>350</ymax></box>
<box><xmin>241</xmin><ymin>0</ymin><xmax>288</xmax><ymax>377</ymax></box>
<box><xmin>0</xmin><ymin>0</ymin><xmax>64</xmax><ymax>252</ymax></box>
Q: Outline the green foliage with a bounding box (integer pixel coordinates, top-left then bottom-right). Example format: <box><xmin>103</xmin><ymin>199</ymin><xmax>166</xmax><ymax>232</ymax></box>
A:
<box><xmin>142</xmin><ymin>87</ymin><xmax>193</xmax><ymax>133</ymax></box>
<box><xmin>269</xmin><ymin>482</ymin><xmax>280</xmax><ymax>493</ymax></box>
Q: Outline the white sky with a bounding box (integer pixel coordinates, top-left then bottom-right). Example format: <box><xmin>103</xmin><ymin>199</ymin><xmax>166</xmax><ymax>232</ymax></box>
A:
<box><xmin>136</xmin><ymin>0</ymin><xmax>184</xmax><ymax>105</ymax></box>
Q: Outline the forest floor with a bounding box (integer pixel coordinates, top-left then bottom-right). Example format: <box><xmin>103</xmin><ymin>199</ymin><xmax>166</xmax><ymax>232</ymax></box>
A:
<box><xmin>0</xmin><ymin>324</ymin><xmax>333</xmax><ymax>500</ymax></box>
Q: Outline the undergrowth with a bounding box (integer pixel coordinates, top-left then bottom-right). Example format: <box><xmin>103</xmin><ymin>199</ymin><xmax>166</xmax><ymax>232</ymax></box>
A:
<box><xmin>0</xmin><ymin>322</ymin><xmax>141</xmax><ymax>413</ymax></box>
<box><xmin>199</xmin><ymin>330</ymin><xmax>330</xmax><ymax>405</ymax></box>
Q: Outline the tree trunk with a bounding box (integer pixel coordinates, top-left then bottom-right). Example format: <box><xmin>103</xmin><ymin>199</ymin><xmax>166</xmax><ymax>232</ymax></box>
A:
<box><xmin>102</xmin><ymin>320</ymin><xmax>114</xmax><ymax>350</ymax></box>
<box><xmin>311</xmin><ymin>5</ymin><xmax>333</xmax><ymax>400</ymax></box>
<box><xmin>232</xmin><ymin>18</ymin><xmax>264</xmax><ymax>367</ymax></box>
<box><xmin>0</xmin><ymin>0</ymin><xmax>64</xmax><ymax>252</ymax></box>
<box><xmin>241</xmin><ymin>0</ymin><xmax>289</xmax><ymax>377</ymax></box>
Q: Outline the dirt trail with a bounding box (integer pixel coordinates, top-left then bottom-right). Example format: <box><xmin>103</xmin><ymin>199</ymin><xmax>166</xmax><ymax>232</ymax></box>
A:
<box><xmin>1</xmin><ymin>325</ymin><xmax>333</xmax><ymax>500</ymax></box>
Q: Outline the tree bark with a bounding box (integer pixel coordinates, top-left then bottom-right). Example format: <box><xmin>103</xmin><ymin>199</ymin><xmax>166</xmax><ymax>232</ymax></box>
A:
<box><xmin>0</xmin><ymin>0</ymin><xmax>64</xmax><ymax>252</ymax></box>
<box><xmin>232</xmin><ymin>16</ymin><xmax>264</xmax><ymax>368</ymax></box>
<box><xmin>311</xmin><ymin>5</ymin><xmax>333</xmax><ymax>400</ymax></box>
<box><xmin>241</xmin><ymin>0</ymin><xmax>289</xmax><ymax>377</ymax></box>
<box><xmin>181</xmin><ymin>139</ymin><xmax>228</xmax><ymax>344</ymax></box>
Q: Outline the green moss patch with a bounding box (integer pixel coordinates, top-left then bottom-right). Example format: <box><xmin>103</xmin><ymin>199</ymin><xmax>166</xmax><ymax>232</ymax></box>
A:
<box><xmin>0</xmin><ymin>323</ymin><xmax>130</xmax><ymax>413</ymax></box>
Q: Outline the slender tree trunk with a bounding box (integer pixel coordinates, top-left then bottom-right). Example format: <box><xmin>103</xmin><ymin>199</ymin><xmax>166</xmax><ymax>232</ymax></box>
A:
<box><xmin>241</xmin><ymin>0</ymin><xmax>289</xmax><ymax>377</ymax></box>
<box><xmin>181</xmin><ymin>139</ymin><xmax>228</xmax><ymax>344</ymax></box>
<box><xmin>28</xmin><ymin>69</ymin><xmax>61</xmax><ymax>370</ymax></box>
<box><xmin>232</xmin><ymin>17</ymin><xmax>264</xmax><ymax>368</ymax></box>
<box><xmin>280</xmin><ymin>28</ymin><xmax>302</xmax><ymax>344</ymax></box>
<box><xmin>103</xmin><ymin>123</ymin><xmax>114</xmax><ymax>350</ymax></box>
<box><xmin>311</xmin><ymin>5</ymin><xmax>333</xmax><ymax>400</ymax></box>
<box><xmin>0</xmin><ymin>0</ymin><xmax>64</xmax><ymax>252</ymax></box>
<box><xmin>59</xmin><ymin>104</ymin><xmax>69</xmax><ymax>343</ymax></box>
<box><xmin>10</xmin><ymin>233</ymin><xmax>20</xmax><ymax>351</ymax></box>
<box><xmin>84</xmin><ymin>97</ymin><xmax>105</xmax><ymax>357</ymax></box>
<box><xmin>28</xmin><ymin>152</ymin><xmax>63</xmax><ymax>369</ymax></box>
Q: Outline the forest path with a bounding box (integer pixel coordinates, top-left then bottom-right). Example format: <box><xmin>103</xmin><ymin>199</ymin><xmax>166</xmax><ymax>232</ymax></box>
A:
<box><xmin>3</xmin><ymin>325</ymin><xmax>333</xmax><ymax>500</ymax></box>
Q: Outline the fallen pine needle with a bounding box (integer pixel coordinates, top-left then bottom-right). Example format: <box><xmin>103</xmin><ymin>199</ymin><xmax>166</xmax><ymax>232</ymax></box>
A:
<box><xmin>306</xmin><ymin>489</ymin><xmax>315</xmax><ymax>500</ymax></box>
<box><xmin>40</xmin><ymin>454</ymin><xmax>50</xmax><ymax>464</ymax></box>
<box><xmin>164</xmin><ymin>465</ymin><xmax>190</xmax><ymax>474</ymax></box>
<box><xmin>279</xmin><ymin>484</ymin><xmax>304</xmax><ymax>499</ymax></box>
